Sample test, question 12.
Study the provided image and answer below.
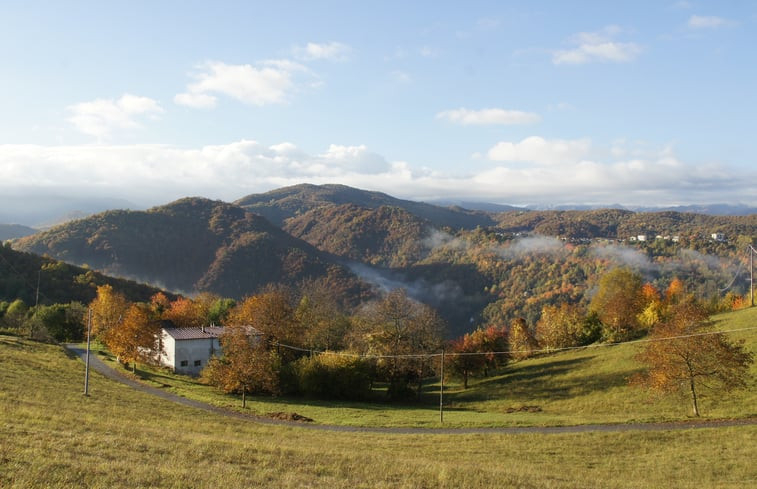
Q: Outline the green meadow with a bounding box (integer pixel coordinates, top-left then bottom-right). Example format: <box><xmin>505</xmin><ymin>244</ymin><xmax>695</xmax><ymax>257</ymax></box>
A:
<box><xmin>90</xmin><ymin>307</ymin><xmax>757</xmax><ymax>428</ymax></box>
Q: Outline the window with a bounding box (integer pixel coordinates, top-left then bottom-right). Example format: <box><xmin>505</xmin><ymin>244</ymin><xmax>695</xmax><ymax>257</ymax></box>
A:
<box><xmin>180</xmin><ymin>360</ymin><xmax>188</xmax><ymax>367</ymax></box>
<box><xmin>194</xmin><ymin>360</ymin><xmax>202</xmax><ymax>367</ymax></box>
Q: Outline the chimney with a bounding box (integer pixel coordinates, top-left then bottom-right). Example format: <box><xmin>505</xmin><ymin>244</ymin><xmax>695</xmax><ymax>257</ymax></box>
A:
<box><xmin>201</xmin><ymin>325</ymin><xmax>206</xmax><ymax>333</ymax></box>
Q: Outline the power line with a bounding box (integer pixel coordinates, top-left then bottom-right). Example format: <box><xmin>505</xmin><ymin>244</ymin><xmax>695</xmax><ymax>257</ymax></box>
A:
<box><xmin>274</xmin><ymin>326</ymin><xmax>757</xmax><ymax>360</ymax></box>
<box><xmin>0</xmin><ymin>250</ymin><xmax>53</xmax><ymax>305</ymax></box>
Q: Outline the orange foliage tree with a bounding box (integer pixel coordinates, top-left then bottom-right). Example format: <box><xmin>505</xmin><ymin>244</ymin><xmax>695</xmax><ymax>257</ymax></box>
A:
<box><xmin>202</xmin><ymin>324</ymin><xmax>280</xmax><ymax>406</ymax></box>
<box><xmin>163</xmin><ymin>296</ymin><xmax>209</xmax><ymax>329</ymax></box>
<box><xmin>631</xmin><ymin>300</ymin><xmax>753</xmax><ymax>417</ymax></box>
<box><xmin>447</xmin><ymin>324</ymin><xmax>508</xmax><ymax>388</ymax></box>
<box><xmin>107</xmin><ymin>303</ymin><xmax>163</xmax><ymax>372</ymax></box>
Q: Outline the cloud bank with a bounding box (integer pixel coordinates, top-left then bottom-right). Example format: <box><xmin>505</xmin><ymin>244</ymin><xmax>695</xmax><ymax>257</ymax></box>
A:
<box><xmin>0</xmin><ymin>137</ymin><xmax>754</xmax><ymax>208</ymax></box>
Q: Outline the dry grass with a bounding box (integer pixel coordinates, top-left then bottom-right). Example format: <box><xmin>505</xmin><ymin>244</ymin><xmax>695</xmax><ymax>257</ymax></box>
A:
<box><xmin>1</xmin><ymin>334</ymin><xmax>756</xmax><ymax>488</ymax></box>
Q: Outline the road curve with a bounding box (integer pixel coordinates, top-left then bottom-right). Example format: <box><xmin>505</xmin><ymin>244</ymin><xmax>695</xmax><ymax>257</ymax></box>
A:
<box><xmin>65</xmin><ymin>345</ymin><xmax>757</xmax><ymax>435</ymax></box>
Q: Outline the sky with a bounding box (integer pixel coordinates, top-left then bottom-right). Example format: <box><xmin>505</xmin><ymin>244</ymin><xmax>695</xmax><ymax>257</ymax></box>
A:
<box><xmin>1</xmin><ymin>0</ymin><xmax>756</xmax><ymax>212</ymax></box>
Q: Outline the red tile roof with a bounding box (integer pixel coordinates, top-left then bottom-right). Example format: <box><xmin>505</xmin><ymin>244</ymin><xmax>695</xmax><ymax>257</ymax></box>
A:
<box><xmin>162</xmin><ymin>326</ymin><xmax>225</xmax><ymax>340</ymax></box>
<box><xmin>161</xmin><ymin>325</ymin><xmax>263</xmax><ymax>340</ymax></box>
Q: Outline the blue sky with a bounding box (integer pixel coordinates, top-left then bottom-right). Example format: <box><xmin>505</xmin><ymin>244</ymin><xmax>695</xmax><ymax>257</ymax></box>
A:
<box><xmin>1</xmin><ymin>0</ymin><xmax>756</xmax><ymax>208</ymax></box>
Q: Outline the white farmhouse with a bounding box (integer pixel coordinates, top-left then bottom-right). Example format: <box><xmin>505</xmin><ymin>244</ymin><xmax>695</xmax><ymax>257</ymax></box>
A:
<box><xmin>160</xmin><ymin>325</ymin><xmax>225</xmax><ymax>375</ymax></box>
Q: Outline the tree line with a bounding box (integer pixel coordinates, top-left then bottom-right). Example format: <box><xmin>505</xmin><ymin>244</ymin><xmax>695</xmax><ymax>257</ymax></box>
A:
<box><xmin>1</xmin><ymin>266</ymin><xmax>751</xmax><ymax>416</ymax></box>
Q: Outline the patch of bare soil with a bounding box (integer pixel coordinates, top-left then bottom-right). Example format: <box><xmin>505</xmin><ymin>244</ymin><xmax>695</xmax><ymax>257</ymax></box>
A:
<box><xmin>267</xmin><ymin>412</ymin><xmax>314</xmax><ymax>422</ymax></box>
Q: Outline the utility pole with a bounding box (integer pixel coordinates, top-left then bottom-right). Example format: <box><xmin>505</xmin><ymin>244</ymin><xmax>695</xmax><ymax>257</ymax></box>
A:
<box><xmin>439</xmin><ymin>349</ymin><xmax>444</xmax><ymax>424</ymax></box>
<box><xmin>84</xmin><ymin>308</ymin><xmax>92</xmax><ymax>396</ymax></box>
<box><xmin>750</xmin><ymin>245</ymin><xmax>755</xmax><ymax>307</ymax></box>
<box><xmin>35</xmin><ymin>269</ymin><xmax>40</xmax><ymax>307</ymax></box>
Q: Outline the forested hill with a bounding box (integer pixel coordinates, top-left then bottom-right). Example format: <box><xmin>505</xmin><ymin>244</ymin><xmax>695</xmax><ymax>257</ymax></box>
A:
<box><xmin>494</xmin><ymin>209</ymin><xmax>757</xmax><ymax>241</ymax></box>
<box><xmin>283</xmin><ymin>203</ymin><xmax>431</xmax><ymax>268</ymax></box>
<box><xmin>0</xmin><ymin>244</ymin><xmax>167</xmax><ymax>305</ymax></box>
<box><xmin>12</xmin><ymin>198</ymin><xmax>366</xmax><ymax>300</ymax></box>
<box><xmin>8</xmin><ymin>185</ymin><xmax>756</xmax><ymax>338</ymax></box>
<box><xmin>234</xmin><ymin>183</ymin><xmax>496</xmax><ymax>229</ymax></box>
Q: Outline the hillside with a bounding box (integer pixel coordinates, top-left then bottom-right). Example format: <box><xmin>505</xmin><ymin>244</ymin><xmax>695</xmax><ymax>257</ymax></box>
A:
<box><xmin>12</xmin><ymin>198</ymin><xmax>365</xmax><ymax>300</ymax></box>
<box><xmin>235</xmin><ymin>183</ymin><xmax>496</xmax><ymax>229</ymax></box>
<box><xmin>283</xmin><ymin>203</ymin><xmax>431</xmax><ymax>268</ymax></box>
<box><xmin>0</xmin><ymin>244</ymin><xmax>167</xmax><ymax>305</ymax></box>
<box><xmin>495</xmin><ymin>209</ymin><xmax>757</xmax><ymax>241</ymax></box>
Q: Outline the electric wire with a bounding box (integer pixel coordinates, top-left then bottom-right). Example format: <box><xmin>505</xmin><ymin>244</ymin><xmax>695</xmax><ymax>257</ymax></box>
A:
<box><xmin>274</xmin><ymin>325</ymin><xmax>757</xmax><ymax>360</ymax></box>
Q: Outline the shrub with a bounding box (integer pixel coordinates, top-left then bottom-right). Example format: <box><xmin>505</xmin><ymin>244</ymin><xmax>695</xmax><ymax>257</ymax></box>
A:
<box><xmin>289</xmin><ymin>353</ymin><xmax>372</xmax><ymax>400</ymax></box>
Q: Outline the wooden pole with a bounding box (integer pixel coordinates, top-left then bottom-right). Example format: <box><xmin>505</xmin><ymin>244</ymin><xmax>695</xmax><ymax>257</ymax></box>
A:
<box><xmin>439</xmin><ymin>350</ymin><xmax>444</xmax><ymax>424</ymax></box>
<box><xmin>748</xmin><ymin>244</ymin><xmax>754</xmax><ymax>307</ymax></box>
<box><xmin>84</xmin><ymin>308</ymin><xmax>92</xmax><ymax>396</ymax></box>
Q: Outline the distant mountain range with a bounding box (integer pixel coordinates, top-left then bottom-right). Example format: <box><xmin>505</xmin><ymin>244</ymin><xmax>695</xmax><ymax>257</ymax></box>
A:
<box><xmin>0</xmin><ymin>224</ymin><xmax>36</xmax><ymax>241</ymax></box>
<box><xmin>0</xmin><ymin>193</ymin><xmax>140</xmax><ymax>227</ymax></box>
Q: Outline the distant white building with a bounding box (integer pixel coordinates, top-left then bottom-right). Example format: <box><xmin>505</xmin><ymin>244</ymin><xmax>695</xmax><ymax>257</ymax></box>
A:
<box><xmin>711</xmin><ymin>233</ymin><xmax>725</xmax><ymax>242</ymax></box>
<box><xmin>160</xmin><ymin>326</ymin><xmax>225</xmax><ymax>375</ymax></box>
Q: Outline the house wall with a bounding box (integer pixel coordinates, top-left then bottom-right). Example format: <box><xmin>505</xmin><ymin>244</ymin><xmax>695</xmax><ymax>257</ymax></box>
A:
<box><xmin>165</xmin><ymin>337</ymin><xmax>221</xmax><ymax>376</ymax></box>
<box><xmin>160</xmin><ymin>331</ymin><xmax>177</xmax><ymax>369</ymax></box>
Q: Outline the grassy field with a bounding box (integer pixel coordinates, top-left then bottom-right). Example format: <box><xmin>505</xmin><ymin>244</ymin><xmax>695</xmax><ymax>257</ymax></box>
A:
<box><xmin>89</xmin><ymin>306</ymin><xmax>757</xmax><ymax>428</ymax></box>
<box><xmin>1</xmin><ymin>333</ymin><xmax>756</xmax><ymax>488</ymax></box>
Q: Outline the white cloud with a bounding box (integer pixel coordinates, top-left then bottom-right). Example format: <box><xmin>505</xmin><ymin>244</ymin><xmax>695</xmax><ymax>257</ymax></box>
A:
<box><xmin>553</xmin><ymin>26</ymin><xmax>642</xmax><ymax>65</ymax></box>
<box><xmin>487</xmin><ymin>136</ymin><xmax>591</xmax><ymax>165</ymax></box>
<box><xmin>293</xmin><ymin>41</ymin><xmax>351</xmax><ymax>61</ymax></box>
<box><xmin>0</xmin><ymin>140</ymin><xmax>753</xmax><ymax>208</ymax></box>
<box><xmin>437</xmin><ymin>108</ymin><xmax>541</xmax><ymax>126</ymax></box>
<box><xmin>175</xmin><ymin>60</ymin><xmax>311</xmax><ymax>108</ymax></box>
<box><xmin>688</xmin><ymin>15</ymin><xmax>729</xmax><ymax>29</ymax></box>
<box><xmin>173</xmin><ymin>92</ymin><xmax>217</xmax><ymax>109</ymax></box>
<box><xmin>67</xmin><ymin>94</ymin><xmax>163</xmax><ymax>138</ymax></box>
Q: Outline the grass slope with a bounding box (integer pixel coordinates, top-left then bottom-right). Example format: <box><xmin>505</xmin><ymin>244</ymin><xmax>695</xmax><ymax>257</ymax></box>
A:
<box><xmin>91</xmin><ymin>307</ymin><xmax>757</xmax><ymax>429</ymax></box>
<box><xmin>1</xmin><ymin>335</ymin><xmax>756</xmax><ymax>488</ymax></box>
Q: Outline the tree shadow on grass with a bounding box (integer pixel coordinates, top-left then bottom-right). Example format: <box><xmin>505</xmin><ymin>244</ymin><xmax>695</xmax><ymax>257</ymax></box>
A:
<box><xmin>452</xmin><ymin>356</ymin><xmax>640</xmax><ymax>403</ymax></box>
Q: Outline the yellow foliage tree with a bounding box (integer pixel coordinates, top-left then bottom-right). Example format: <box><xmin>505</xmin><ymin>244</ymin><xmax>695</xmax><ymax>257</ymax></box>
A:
<box><xmin>89</xmin><ymin>285</ymin><xmax>128</xmax><ymax>345</ymax></box>
<box><xmin>508</xmin><ymin>317</ymin><xmax>538</xmax><ymax>360</ymax></box>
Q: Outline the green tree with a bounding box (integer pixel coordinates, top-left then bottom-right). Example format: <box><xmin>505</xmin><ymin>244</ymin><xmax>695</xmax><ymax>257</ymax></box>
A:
<box><xmin>3</xmin><ymin>299</ymin><xmax>28</xmax><ymax>332</ymax></box>
<box><xmin>631</xmin><ymin>300</ymin><xmax>754</xmax><ymax>417</ymax></box>
<box><xmin>28</xmin><ymin>302</ymin><xmax>86</xmax><ymax>342</ymax></box>
<box><xmin>589</xmin><ymin>267</ymin><xmax>645</xmax><ymax>342</ymax></box>
<box><xmin>352</xmin><ymin>289</ymin><xmax>444</xmax><ymax>400</ymax></box>
<box><xmin>295</xmin><ymin>282</ymin><xmax>351</xmax><ymax>351</ymax></box>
